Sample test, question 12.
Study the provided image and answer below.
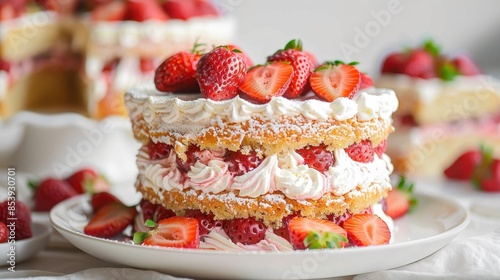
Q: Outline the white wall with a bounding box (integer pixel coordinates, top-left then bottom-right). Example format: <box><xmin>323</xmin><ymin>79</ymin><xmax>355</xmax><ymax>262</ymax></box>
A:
<box><xmin>217</xmin><ymin>0</ymin><xmax>500</xmax><ymax>77</ymax></box>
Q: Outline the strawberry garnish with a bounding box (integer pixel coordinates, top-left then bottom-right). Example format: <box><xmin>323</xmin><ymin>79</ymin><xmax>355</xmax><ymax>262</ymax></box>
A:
<box><xmin>238</xmin><ymin>62</ymin><xmax>293</xmax><ymax>103</ymax></box>
<box><xmin>374</xmin><ymin>140</ymin><xmax>387</xmax><ymax>158</ymax></box>
<box><xmin>452</xmin><ymin>54</ymin><xmax>481</xmax><ymax>76</ymax></box>
<box><xmin>84</xmin><ymin>202</ymin><xmax>137</xmax><ymax>238</ymax></box>
<box><xmin>310</xmin><ymin>61</ymin><xmax>360</xmax><ymax>102</ymax></box>
<box><xmin>444</xmin><ymin>149</ymin><xmax>482</xmax><ymax>180</ymax></box>
<box><xmin>359</xmin><ymin>72</ymin><xmax>374</xmax><ymax>89</ymax></box>
<box><xmin>197</xmin><ymin>46</ymin><xmax>246</xmax><ymax>100</ymax></box>
<box><xmin>0</xmin><ymin>222</ymin><xmax>7</xmax><ymax>243</ymax></box>
<box><xmin>344</xmin><ymin>140</ymin><xmax>375</xmax><ymax>163</ymax></box>
<box><xmin>342</xmin><ymin>214</ymin><xmax>391</xmax><ymax>246</ymax></box>
<box><xmin>402</xmin><ymin>49</ymin><xmax>436</xmax><ymax>79</ymax></box>
<box><xmin>154</xmin><ymin>46</ymin><xmax>203</xmax><ymax>93</ymax></box>
<box><xmin>381</xmin><ymin>52</ymin><xmax>408</xmax><ymax>74</ymax></box>
<box><xmin>184</xmin><ymin>209</ymin><xmax>223</xmax><ymax>236</ymax></box>
<box><xmin>125</xmin><ymin>0</ymin><xmax>169</xmax><ymax>22</ymax></box>
<box><xmin>296</xmin><ymin>144</ymin><xmax>335</xmax><ymax>172</ymax></box>
<box><xmin>227</xmin><ymin>44</ymin><xmax>254</xmax><ymax>68</ymax></box>
<box><xmin>223</xmin><ymin>217</ymin><xmax>266</xmax><ymax>245</ymax></box>
<box><xmin>65</xmin><ymin>168</ymin><xmax>109</xmax><ymax>194</ymax></box>
<box><xmin>0</xmin><ymin>200</ymin><xmax>32</xmax><ymax>240</ymax></box>
<box><xmin>32</xmin><ymin>178</ymin><xmax>78</xmax><ymax>212</ymax></box>
<box><xmin>225</xmin><ymin>150</ymin><xmax>263</xmax><ymax>176</ymax></box>
<box><xmin>267</xmin><ymin>39</ymin><xmax>313</xmax><ymax>98</ymax></box>
<box><xmin>91</xmin><ymin>192</ymin><xmax>121</xmax><ymax>213</ymax></box>
<box><xmin>287</xmin><ymin>217</ymin><xmax>348</xmax><ymax>250</ymax></box>
<box><xmin>91</xmin><ymin>0</ymin><xmax>126</xmax><ymax>21</ymax></box>
<box><xmin>147</xmin><ymin>140</ymin><xmax>173</xmax><ymax>160</ymax></box>
<box><xmin>383</xmin><ymin>176</ymin><xmax>417</xmax><ymax>219</ymax></box>
<box><xmin>135</xmin><ymin>217</ymin><xmax>200</xmax><ymax>249</ymax></box>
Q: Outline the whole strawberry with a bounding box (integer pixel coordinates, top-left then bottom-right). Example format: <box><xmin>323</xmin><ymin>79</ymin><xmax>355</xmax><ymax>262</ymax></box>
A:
<box><xmin>197</xmin><ymin>46</ymin><xmax>246</xmax><ymax>101</ymax></box>
<box><xmin>154</xmin><ymin>45</ymin><xmax>203</xmax><ymax>93</ymax></box>
<box><xmin>65</xmin><ymin>168</ymin><xmax>109</xmax><ymax>194</ymax></box>
<box><xmin>444</xmin><ymin>150</ymin><xmax>482</xmax><ymax>180</ymax></box>
<box><xmin>0</xmin><ymin>200</ymin><xmax>32</xmax><ymax>240</ymax></box>
<box><xmin>0</xmin><ymin>221</ymin><xmax>7</xmax><ymax>243</ymax></box>
<box><xmin>267</xmin><ymin>39</ymin><xmax>313</xmax><ymax>98</ymax></box>
<box><xmin>33</xmin><ymin>178</ymin><xmax>78</xmax><ymax>212</ymax></box>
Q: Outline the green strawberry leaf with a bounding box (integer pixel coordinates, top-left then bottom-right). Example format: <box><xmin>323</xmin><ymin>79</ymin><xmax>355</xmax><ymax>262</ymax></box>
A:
<box><xmin>439</xmin><ymin>63</ymin><xmax>459</xmax><ymax>81</ymax></box>
<box><xmin>423</xmin><ymin>39</ymin><xmax>441</xmax><ymax>57</ymax></box>
<box><xmin>304</xmin><ymin>230</ymin><xmax>347</xmax><ymax>249</ymax></box>
<box><xmin>145</xmin><ymin>219</ymin><xmax>157</xmax><ymax>228</ymax></box>
<box><xmin>284</xmin><ymin>39</ymin><xmax>303</xmax><ymax>51</ymax></box>
<box><xmin>396</xmin><ymin>175</ymin><xmax>418</xmax><ymax>213</ymax></box>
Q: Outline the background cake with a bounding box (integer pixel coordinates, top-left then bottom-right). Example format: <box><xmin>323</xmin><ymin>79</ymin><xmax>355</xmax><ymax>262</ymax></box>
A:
<box><xmin>0</xmin><ymin>0</ymin><xmax>235</xmax><ymax>119</ymax></box>
<box><xmin>125</xmin><ymin>40</ymin><xmax>399</xmax><ymax>251</ymax></box>
<box><xmin>376</xmin><ymin>40</ymin><xmax>500</xmax><ymax>177</ymax></box>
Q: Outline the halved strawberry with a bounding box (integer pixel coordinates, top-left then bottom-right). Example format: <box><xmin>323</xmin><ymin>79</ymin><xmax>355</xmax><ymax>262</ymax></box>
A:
<box><xmin>138</xmin><ymin>217</ymin><xmax>200</xmax><ymax>248</ymax></box>
<box><xmin>91</xmin><ymin>192</ymin><xmax>121</xmax><ymax>213</ymax></box>
<box><xmin>84</xmin><ymin>202</ymin><xmax>137</xmax><ymax>238</ymax></box>
<box><xmin>238</xmin><ymin>62</ymin><xmax>293</xmax><ymax>103</ymax></box>
<box><xmin>91</xmin><ymin>0</ymin><xmax>126</xmax><ymax>21</ymax></box>
<box><xmin>444</xmin><ymin>149</ymin><xmax>482</xmax><ymax>181</ymax></box>
<box><xmin>342</xmin><ymin>214</ymin><xmax>391</xmax><ymax>246</ymax></box>
<box><xmin>125</xmin><ymin>0</ymin><xmax>169</xmax><ymax>22</ymax></box>
<box><xmin>296</xmin><ymin>144</ymin><xmax>335</xmax><ymax>172</ymax></box>
<box><xmin>383</xmin><ymin>176</ymin><xmax>417</xmax><ymax>219</ymax></box>
<box><xmin>267</xmin><ymin>39</ymin><xmax>313</xmax><ymax>98</ymax></box>
<box><xmin>154</xmin><ymin>48</ymin><xmax>203</xmax><ymax>93</ymax></box>
<box><xmin>287</xmin><ymin>217</ymin><xmax>348</xmax><ymax>250</ymax></box>
<box><xmin>310</xmin><ymin>61</ymin><xmax>360</xmax><ymax>102</ymax></box>
<box><xmin>345</xmin><ymin>140</ymin><xmax>374</xmax><ymax>163</ymax></box>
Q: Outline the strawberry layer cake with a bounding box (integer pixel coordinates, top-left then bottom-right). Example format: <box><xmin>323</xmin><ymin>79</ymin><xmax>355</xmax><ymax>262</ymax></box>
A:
<box><xmin>376</xmin><ymin>40</ymin><xmax>500</xmax><ymax>177</ymax></box>
<box><xmin>125</xmin><ymin>40</ymin><xmax>399</xmax><ymax>251</ymax></box>
<box><xmin>0</xmin><ymin>0</ymin><xmax>235</xmax><ymax>119</ymax></box>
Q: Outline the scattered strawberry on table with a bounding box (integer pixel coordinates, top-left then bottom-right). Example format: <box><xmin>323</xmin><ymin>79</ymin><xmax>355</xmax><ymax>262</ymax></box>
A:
<box><xmin>381</xmin><ymin>39</ymin><xmax>481</xmax><ymax>81</ymax></box>
<box><xmin>30</xmin><ymin>167</ymin><xmax>110</xmax><ymax>212</ymax></box>
<box><xmin>444</xmin><ymin>145</ymin><xmax>500</xmax><ymax>192</ymax></box>
<box><xmin>0</xmin><ymin>200</ymin><xmax>32</xmax><ymax>241</ymax></box>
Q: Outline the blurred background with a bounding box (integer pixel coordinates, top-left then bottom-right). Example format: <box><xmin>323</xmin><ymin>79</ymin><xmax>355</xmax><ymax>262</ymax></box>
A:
<box><xmin>221</xmin><ymin>0</ymin><xmax>500</xmax><ymax>76</ymax></box>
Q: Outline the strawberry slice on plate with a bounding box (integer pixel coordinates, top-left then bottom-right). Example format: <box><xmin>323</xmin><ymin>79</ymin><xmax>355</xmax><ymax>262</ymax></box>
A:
<box><xmin>287</xmin><ymin>217</ymin><xmax>348</xmax><ymax>250</ymax></box>
<box><xmin>342</xmin><ymin>214</ymin><xmax>391</xmax><ymax>246</ymax></box>
<box><xmin>383</xmin><ymin>176</ymin><xmax>417</xmax><ymax>219</ymax></box>
<box><xmin>84</xmin><ymin>202</ymin><xmax>137</xmax><ymax>238</ymax></box>
<box><xmin>238</xmin><ymin>62</ymin><xmax>293</xmax><ymax>103</ymax></box>
<box><xmin>310</xmin><ymin>61</ymin><xmax>360</xmax><ymax>102</ymax></box>
<box><xmin>135</xmin><ymin>217</ymin><xmax>200</xmax><ymax>249</ymax></box>
<box><xmin>91</xmin><ymin>192</ymin><xmax>121</xmax><ymax>213</ymax></box>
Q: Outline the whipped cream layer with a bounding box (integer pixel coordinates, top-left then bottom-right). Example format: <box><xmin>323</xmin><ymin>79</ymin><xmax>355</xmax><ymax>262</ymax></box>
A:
<box><xmin>137</xmin><ymin>145</ymin><xmax>394</xmax><ymax>200</ymax></box>
<box><xmin>126</xmin><ymin>83</ymin><xmax>399</xmax><ymax>136</ymax></box>
<box><xmin>377</xmin><ymin>74</ymin><xmax>500</xmax><ymax>103</ymax></box>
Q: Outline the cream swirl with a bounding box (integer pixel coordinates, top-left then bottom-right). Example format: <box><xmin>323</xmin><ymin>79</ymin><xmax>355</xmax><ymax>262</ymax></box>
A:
<box><xmin>188</xmin><ymin>160</ymin><xmax>231</xmax><ymax>194</ymax></box>
<box><xmin>275</xmin><ymin>165</ymin><xmax>328</xmax><ymax>200</ymax></box>
<box><xmin>143</xmin><ymin>149</ymin><xmax>185</xmax><ymax>192</ymax></box>
<box><xmin>231</xmin><ymin>156</ymin><xmax>278</xmax><ymax>198</ymax></box>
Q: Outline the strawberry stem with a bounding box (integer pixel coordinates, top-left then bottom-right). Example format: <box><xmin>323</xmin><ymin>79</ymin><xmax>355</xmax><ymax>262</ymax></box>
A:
<box><xmin>145</xmin><ymin>219</ymin><xmax>157</xmax><ymax>228</ymax></box>
<box><xmin>133</xmin><ymin>231</ymin><xmax>149</xmax><ymax>244</ymax></box>
<box><xmin>395</xmin><ymin>175</ymin><xmax>418</xmax><ymax>212</ymax></box>
<box><xmin>304</xmin><ymin>230</ymin><xmax>347</xmax><ymax>249</ymax></box>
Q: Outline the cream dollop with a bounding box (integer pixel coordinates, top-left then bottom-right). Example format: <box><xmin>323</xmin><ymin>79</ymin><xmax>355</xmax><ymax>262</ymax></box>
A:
<box><xmin>188</xmin><ymin>160</ymin><xmax>231</xmax><ymax>194</ymax></box>
<box><xmin>231</xmin><ymin>156</ymin><xmax>278</xmax><ymax>198</ymax></box>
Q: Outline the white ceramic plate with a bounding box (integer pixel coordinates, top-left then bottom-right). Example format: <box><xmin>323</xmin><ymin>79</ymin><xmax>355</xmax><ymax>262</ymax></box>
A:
<box><xmin>0</xmin><ymin>222</ymin><xmax>52</xmax><ymax>265</ymax></box>
<box><xmin>50</xmin><ymin>192</ymin><xmax>469</xmax><ymax>279</ymax></box>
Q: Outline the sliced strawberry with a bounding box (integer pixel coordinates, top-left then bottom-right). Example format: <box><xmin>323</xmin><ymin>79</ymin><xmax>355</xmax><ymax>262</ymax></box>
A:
<box><xmin>65</xmin><ymin>168</ymin><xmax>109</xmax><ymax>194</ymax></box>
<box><xmin>125</xmin><ymin>0</ymin><xmax>169</xmax><ymax>22</ymax></box>
<box><xmin>238</xmin><ymin>62</ymin><xmax>293</xmax><ymax>103</ymax></box>
<box><xmin>383</xmin><ymin>176</ymin><xmax>417</xmax><ymax>219</ymax></box>
<box><xmin>444</xmin><ymin>150</ymin><xmax>482</xmax><ymax>180</ymax></box>
<box><xmin>227</xmin><ymin>44</ymin><xmax>254</xmax><ymax>68</ymax></box>
<box><xmin>33</xmin><ymin>178</ymin><xmax>78</xmax><ymax>212</ymax></box>
<box><xmin>359</xmin><ymin>72</ymin><xmax>374</xmax><ymax>90</ymax></box>
<box><xmin>225</xmin><ymin>150</ymin><xmax>263</xmax><ymax>176</ymax></box>
<box><xmin>162</xmin><ymin>0</ymin><xmax>196</xmax><ymax>20</ymax></box>
<box><xmin>197</xmin><ymin>46</ymin><xmax>246</xmax><ymax>100</ymax></box>
<box><xmin>452</xmin><ymin>54</ymin><xmax>481</xmax><ymax>76</ymax></box>
<box><xmin>0</xmin><ymin>222</ymin><xmax>7</xmax><ymax>243</ymax></box>
<box><xmin>142</xmin><ymin>217</ymin><xmax>200</xmax><ymax>248</ymax></box>
<box><xmin>328</xmin><ymin>207</ymin><xmax>372</xmax><ymax>227</ymax></box>
<box><xmin>147</xmin><ymin>140</ymin><xmax>173</xmax><ymax>160</ymax></box>
<box><xmin>374</xmin><ymin>140</ymin><xmax>387</xmax><ymax>158</ymax></box>
<box><xmin>287</xmin><ymin>217</ymin><xmax>348</xmax><ymax>250</ymax></box>
<box><xmin>267</xmin><ymin>39</ymin><xmax>313</xmax><ymax>98</ymax></box>
<box><xmin>342</xmin><ymin>214</ymin><xmax>391</xmax><ymax>246</ymax></box>
<box><xmin>296</xmin><ymin>144</ymin><xmax>335</xmax><ymax>172</ymax></box>
<box><xmin>84</xmin><ymin>202</ymin><xmax>137</xmax><ymax>238</ymax></box>
<box><xmin>345</xmin><ymin>140</ymin><xmax>374</xmax><ymax>163</ymax></box>
<box><xmin>91</xmin><ymin>0</ymin><xmax>126</xmax><ymax>21</ymax></box>
<box><xmin>154</xmin><ymin>50</ymin><xmax>202</xmax><ymax>93</ymax></box>
<box><xmin>381</xmin><ymin>52</ymin><xmax>407</xmax><ymax>74</ymax></box>
<box><xmin>184</xmin><ymin>209</ymin><xmax>223</xmax><ymax>236</ymax></box>
<box><xmin>402</xmin><ymin>49</ymin><xmax>436</xmax><ymax>79</ymax></box>
<box><xmin>223</xmin><ymin>217</ymin><xmax>266</xmax><ymax>245</ymax></box>
<box><xmin>310</xmin><ymin>61</ymin><xmax>360</xmax><ymax>102</ymax></box>
<box><xmin>91</xmin><ymin>192</ymin><xmax>121</xmax><ymax>213</ymax></box>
